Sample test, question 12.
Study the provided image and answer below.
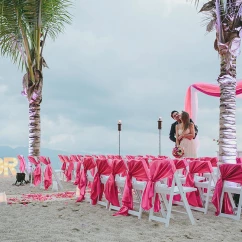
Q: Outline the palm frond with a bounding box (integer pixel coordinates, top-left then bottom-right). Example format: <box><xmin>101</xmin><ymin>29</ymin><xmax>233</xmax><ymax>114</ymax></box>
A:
<box><xmin>0</xmin><ymin>0</ymin><xmax>72</xmax><ymax>73</ymax></box>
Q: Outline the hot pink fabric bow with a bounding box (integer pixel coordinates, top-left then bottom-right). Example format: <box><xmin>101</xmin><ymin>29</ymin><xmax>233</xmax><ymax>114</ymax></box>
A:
<box><xmin>184</xmin><ymin>161</ymin><xmax>213</xmax><ymax>207</ymax></box>
<box><xmin>70</xmin><ymin>155</ymin><xmax>81</xmax><ymax>185</ymax></box>
<box><xmin>39</xmin><ymin>156</ymin><xmax>53</xmax><ymax>190</ymax></box>
<box><xmin>76</xmin><ymin>157</ymin><xmax>96</xmax><ymax>202</ymax></box>
<box><xmin>104</xmin><ymin>159</ymin><xmax>126</xmax><ymax>206</ymax></box>
<box><xmin>63</xmin><ymin>156</ymin><xmax>74</xmax><ymax>182</ymax></box>
<box><xmin>141</xmin><ymin>159</ymin><xmax>176</xmax><ymax>212</ymax></box>
<box><xmin>212</xmin><ymin>163</ymin><xmax>242</xmax><ymax>216</ymax></box>
<box><xmin>28</xmin><ymin>156</ymin><xmax>41</xmax><ymax>186</ymax></box>
<box><xmin>91</xmin><ymin>159</ymin><xmax>111</xmax><ymax>205</ymax></box>
<box><xmin>17</xmin><ymin>155</ymin><xmax>26</xmax><ymax>173</ymax></box>
<box><xmin>200</xmin><ymin>157</ymin><xmax>218</xmax><ymax>167</ymax></box>
<box><xmin>58</xmin><ymin>155</ymin><xmax>67</xmax><ymax>173</ymax></box>
<box><xmin>114</xmin><ymin>159</ymin><xmax>149</xmax><ymax>216</ymax></box>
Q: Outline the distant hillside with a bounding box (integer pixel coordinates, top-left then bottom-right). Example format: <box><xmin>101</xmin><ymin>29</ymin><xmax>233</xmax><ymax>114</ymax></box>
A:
<box><xmin>0</xmin><ymin>146</ymin><xmax>73</xmax><ymax>170</ymax></box>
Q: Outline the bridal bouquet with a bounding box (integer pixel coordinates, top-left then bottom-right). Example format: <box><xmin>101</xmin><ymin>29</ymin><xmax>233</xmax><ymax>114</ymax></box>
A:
<box><xmin>172</xmin><ymin>146</ymin><xmax>184</xmax><ymax>158</ymax></box>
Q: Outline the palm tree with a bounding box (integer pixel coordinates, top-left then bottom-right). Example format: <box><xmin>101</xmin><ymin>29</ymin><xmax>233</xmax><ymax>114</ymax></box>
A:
<box><xmin>0</xmin><ymin>0</ymin><xmax>72</xmax><ymax>157</ymax></box>
<box><xmin>192</xmin><ymin>0</ymin><xmax>241</xmax><ymax>164</ymax></box>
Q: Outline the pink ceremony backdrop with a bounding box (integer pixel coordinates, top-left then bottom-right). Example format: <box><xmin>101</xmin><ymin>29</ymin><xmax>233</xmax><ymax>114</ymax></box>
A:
<box><xmin>184</xmin><ymin>81</ymin><xmax>242</xmax><ymax>123</ymax></box>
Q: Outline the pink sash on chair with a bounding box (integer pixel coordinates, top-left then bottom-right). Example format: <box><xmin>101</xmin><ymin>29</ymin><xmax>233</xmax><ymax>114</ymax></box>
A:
<box><xmin>200</xmin><ymin>157</ymin><xmax>218</xmax><ymax>167</ymax></box>
<box><xmin>58</xmin><ymin>155</ymin><xmax>67</xmax><ymax>173</ymax></box>
<box><xmin>91</xmin><ymin>159</ymin><xmax>111</xmax><ymax>205</ymax></box>
<box><xmin>17</xmin><ymin>155</ymin><xmax>26</xmax><ymax>173</ymax></box>
<box><xmin>210</xmin><ymin>157</ymin><xmax>218</xmax><ymax>167</ymax></box>
<box><xmin>141</xmin><ymin>159</ymin><xmax>176</xmax><ymax>212</ymax></box>
<box><xmin>212</xmin><ymin>164</ymin><xmax>242</xmax><ymax>215</ymax></box>
<box><xmin>63</xmin><ymin>156</ymin><xmax>74</xmax><ymax>182</ymax></box>
<box><xmin>113</xmin><ymin>159</ymin><xmax>148</xmax><ymax>216</ymax></box>
<box><xmin>76</xmin><ymin>157</ymin><xmax>96</xmax><ymax>202</ymax></box>
<box><xmin>39</xmin><ymin>156</ymin><xmax>53</xmax><ymax>190</ymax></box>
<box><xmin>28</xmin><ymin>156</ymin><xmax>41</xmax><ymax>186</ymax></box>
<box><xmin>158</xmin><ymin>155</ymin><xmax>168</xmax><ymax>159</ymax></box>
<box><xmin>104</xmin><ymin>159</ymin><xmax>127</xmax><ymax>206</ymax></box>
<box><xmin>184</xmin><ymin>161</ymin><xmax>213</xmax><ymax>207</ymax></box>
<box><xmin>70</xmin><ymin>155</ymin><xmax>82</xmax><ymax>186</ymax></box>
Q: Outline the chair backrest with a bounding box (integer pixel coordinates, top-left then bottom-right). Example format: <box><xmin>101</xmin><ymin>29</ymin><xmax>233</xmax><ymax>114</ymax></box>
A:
<box><xmin>173</xmin><ymin>159</ymin><xmax>188</xmax><ymax>170</ymax></box>
<box><xmin>95</xmin><ymin>159</ymin><xmax>111</xmax><ymax>175</ymax></box>
<box><xmin>98</xmin><ymin>155</ymin><xmax>106</xmax><ymax>159</ymax></box>
<box><xmin>39</xmin><ymin>156</ymin><xmax>50</xmax><ymax>165</ymax></box>
<box><xmin>28</xmin><ymin>156</ymin><xmax>39</xmax><ymax>165</ymax></box>
<box><xmin>189</xmin><ymin>160</ymin><xmax>213</xmax><ymax>174</ymax></box>
<box><xmin>219</xmin><ymin>163</ymin><xmax>242</xmax><ymax>183</ymax></box>
<box><xmin>77</xmin><ymin>155</ymin><xmax>83</xmax><ymax>162</ymax></box>
<box><xmin>149</xmin><ymin>159</ymin><xmax>176</xmax><ymax>181</ymax></box>
<box><xmin>82</xmin><ymin>157</ymin><xmax>96</xmax><ymax>170</ymax></box>
<box><xmin>109</xmin><ymin>159</ymin><xmax>126</xmax><ymax>175</ymax></box>
<box><xmin>200</xmin><ymin>157</ymin><xmax>218</xmax><ymax>167</ymax></box>
<box><xmin>158</xmin><ymin>155</ymin><xmax>168</xmax><ymax>159</ymax></box>
<box><xmin>58</xmin><ymin>155</ymin><xmax>65</xmax><ymax>163</ymax></box>
<box><xmin>70</xmin><ymin>155</ymin><xmax>79</xmax><ymax>163</ymax></box>
<box><xmin>127</xmin><ymin>159</ymin><xmax>149</xmax><ymax>181</ymax></box>
<box><xmin>62</xmin><ymin>155</ymin><xmax>71</xmax><ymax>163</ymax></box>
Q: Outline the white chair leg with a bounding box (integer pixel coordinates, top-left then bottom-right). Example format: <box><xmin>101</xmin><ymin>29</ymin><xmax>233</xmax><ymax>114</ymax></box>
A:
<box><xmin>236</xmin><ymin>190</ymin><xmax>242</xmax><ymax>220</ymax></box>
<box><xmin>175</xmin><ymin>174</ymin><xmax>195</xmax><ymax>225</ymax></box>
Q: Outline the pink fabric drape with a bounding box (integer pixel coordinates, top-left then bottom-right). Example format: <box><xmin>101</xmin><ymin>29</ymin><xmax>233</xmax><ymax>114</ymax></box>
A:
<box><xmin>70</xmin><ymin>155</ymin><xmax>82</xmax><ymax>185</ymax></box>
<box><xmin>28</xmin><ymin>156</ymin><xmax>41</xmax><ymax>186</ymax></box>
<box><xmin>17</xmin><ymin>155</ymin><xmax>26</xmax><ymax>173</ymax></box>
<box><xmin>184</xmin><ymin>161</ymin><xmax>213</xmax><ymax>207</ymax></box>
<box><xmin>200</xmin><ymin>157</ymin><xmax>218</xmax><ymax>167</ymax></box>
<box><xmin>212</xmin><ymin>164</ymin><xmax>242</xmax><ymax>216</ymax></box>
<box><xmin>58</xmin><ymin>155</ymin><xmax>67</xmax><ymax>172</ymax></box>
<box><xmin>184</xmin><ymin>81</ymin><xmax>242</xmax><ymax>119</ymax></box>
<box><xmin>74</xmin><ymin>162</ymin><xmax>82</xmax><ymax>186</ymax></box>
<box><xmin>113</xmin><ymin>159</ymin><xmax>148</xmax><ymax>216</ymax></box>
<box><xmin>76</xmin><ymin>157</ymin><xmax>96</xmax><ymax>202</ymax></box>
<box><xmin>39</xmin><ymin>156</ymin><xmax>53</xmax><ymax>190</ymax></box>
<box><xmin>104</xmin><ymin>159</ymin><xmax>127</xmax><ymax>206</ymax></box>
<box><xmin>90</xmin><ymin>159</ymin><xmax>111</xmax><ymax>205</ymax></box>
<box><xmin>141</xmin><ymin>159</ymin><xmax>176</xmax><ymax>212</ymax></box>
<box><xmin>63</xmin><ymin>156</ymin><xmax>74</xmax><ymax>182</ymax></box>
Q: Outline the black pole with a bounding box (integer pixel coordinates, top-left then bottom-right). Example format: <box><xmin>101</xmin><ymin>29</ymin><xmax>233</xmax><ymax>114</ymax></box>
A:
<box><xmin>119</xmin><ymin>131</ymin><xmax>120</xmax><ymax>158</ymax></box>
<box><xmin>118</xmin><ymin>121</ymin><xmax>122</xmax><ymax>158</ymax></box>
<box><xmin>158</xmin><ymin>117</ymin><xmax>162</xmax><ymax>156</ymax></box>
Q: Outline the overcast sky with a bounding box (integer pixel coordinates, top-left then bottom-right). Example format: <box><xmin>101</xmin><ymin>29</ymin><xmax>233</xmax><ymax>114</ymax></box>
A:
<box><xmin>1</xmin><ymin>0</ymin><xmax>242</xmax><ymax>157</ymax></box>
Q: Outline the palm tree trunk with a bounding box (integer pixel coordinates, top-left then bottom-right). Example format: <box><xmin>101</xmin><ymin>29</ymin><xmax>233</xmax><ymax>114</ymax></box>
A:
<box><xmin>29</xmin><ymin>102</ymin><xmax>41</xmax><ymax>156</ymax></box>
<box><xmin>218</xmin><ymin>54</ymin><xmax>237</xmax><ymax>164</ymax></box>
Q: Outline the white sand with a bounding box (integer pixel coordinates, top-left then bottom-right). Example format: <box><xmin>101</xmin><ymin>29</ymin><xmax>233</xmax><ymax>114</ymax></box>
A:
<box><xmin>0</xmin><ymin>175</ymin><xmax>241</xmax><ymax>242</ymax></box>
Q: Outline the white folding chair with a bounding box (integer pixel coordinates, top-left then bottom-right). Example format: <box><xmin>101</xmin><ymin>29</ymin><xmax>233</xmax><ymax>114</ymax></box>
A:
<box><xmin>149</xmin><ymin>172</ymin><xmax>196</xmax><ymax>227</ymax></box>
<box><xmin>215</xmin><ymin>163</ymin><xmax>242</xmax><ymax>221</ymax></box>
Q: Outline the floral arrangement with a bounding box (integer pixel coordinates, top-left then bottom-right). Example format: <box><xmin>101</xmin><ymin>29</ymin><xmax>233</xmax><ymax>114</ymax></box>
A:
<box><xmin>172</xmin><ymin>146</ymin><xmax>184</xmax><ymax>158</ymax></box>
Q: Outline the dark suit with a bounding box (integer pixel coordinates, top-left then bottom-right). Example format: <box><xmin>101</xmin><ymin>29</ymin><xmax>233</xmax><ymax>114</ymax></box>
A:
<box><xmin>169</xmin><ymin>119</ymin><xmax>197</xmax><ymax>143</ymax></box>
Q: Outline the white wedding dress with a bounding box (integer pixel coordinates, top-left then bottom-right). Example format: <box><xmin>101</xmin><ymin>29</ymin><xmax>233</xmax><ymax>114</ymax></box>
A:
<box><xmin>178</xmin><ymin>128</ymin><xmax>197</xmax><ymax>158</ymax></box>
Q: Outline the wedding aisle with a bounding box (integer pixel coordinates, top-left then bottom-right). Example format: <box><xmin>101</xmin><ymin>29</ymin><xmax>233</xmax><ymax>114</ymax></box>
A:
<box><xmin>0</xmin><ymin>176</ymin><xmax>241</xmax><ymax>242</ymax></box>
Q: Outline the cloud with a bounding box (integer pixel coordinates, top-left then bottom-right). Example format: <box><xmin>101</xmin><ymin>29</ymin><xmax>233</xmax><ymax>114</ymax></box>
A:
<box><xmin>1</xmin><ymin>0</ymin><xmax>242</xmax><ymax>159</ymax></box>
<box><xmin>0</xmin><ymin>84</ymin><xmax>8</xmax><ymax>94</ymax></box>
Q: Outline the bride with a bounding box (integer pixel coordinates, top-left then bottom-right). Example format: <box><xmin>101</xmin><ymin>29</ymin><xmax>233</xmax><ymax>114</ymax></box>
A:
<box><xmin>175</xmin><ymin>111</ymin><xmax>197</xmax><ymax>158</ymax></box>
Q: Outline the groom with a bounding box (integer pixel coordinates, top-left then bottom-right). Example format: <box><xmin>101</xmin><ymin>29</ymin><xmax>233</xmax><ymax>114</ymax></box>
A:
<box><xmin>169</xmin><ymin>110</ymin><xmax>198</xmax><ymax>143</ymax></box>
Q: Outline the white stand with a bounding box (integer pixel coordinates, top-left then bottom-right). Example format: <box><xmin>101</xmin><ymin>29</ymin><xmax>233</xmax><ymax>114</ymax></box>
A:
<box><xmin>0</xmin><ymin>192</ymin><xmax>7</xmax><ymax>205</ymax></box>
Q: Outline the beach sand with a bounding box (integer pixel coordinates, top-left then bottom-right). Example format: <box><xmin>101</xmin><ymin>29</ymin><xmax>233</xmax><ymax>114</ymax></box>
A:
<box><xmin>0</xmin><ymin>175</ymin><xmax>241</xmax><ymax>242</ymax></box>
